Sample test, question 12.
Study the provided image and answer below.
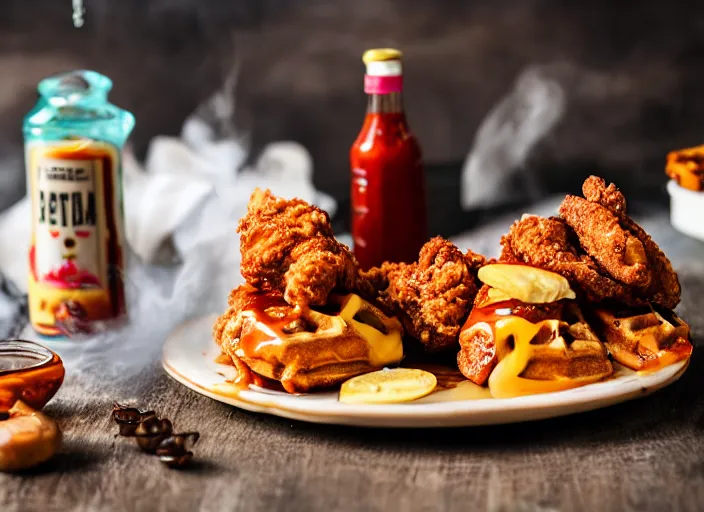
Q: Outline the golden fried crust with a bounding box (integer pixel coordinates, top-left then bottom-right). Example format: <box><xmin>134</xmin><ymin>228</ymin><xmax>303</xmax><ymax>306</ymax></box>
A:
<box><xmin>580</xmin><ymin>177</ymin><xmax>680</xmax><ymax>309</ymax></box>
<box><xmin>500</xmin><ymin>216</ymin><xmax>644</xmax><ymax>306</ymax></box>
<box><xmin>464</xmin><ymin>249</ymin><xmax>489</xmax><ymax>269</ymax></box>
<box><xmin>284</xmin><ymin>237</ymin><xmax>359</xmax><ymax>307</ymax></box>
<box><xmin>363</xmin><ymin>237</ymin><xmax>485</xmax><ymax>352</ymax></box>
<box><xmin>559</xmin><ymin>195</ymin><xmax>650</xmax><ymax>289</ymax></box>
<box><xmin>357</xmin><ymin>261</ymin><xmax>405</xmax><ymax>302</ymax></box>
<box><xmin>237</xmin><ymin>188</ymin><xmax>361</xmax><ymax>308</ymax></box>
<box><xmin>502</xmin><ymin>177</ymin><xmax>681</xmax><ymax>309</ymax></box>
<box><xmin>213</xmin><ymin>285</ymin><xmax>254</xmax><ymax>356</ymax></box>
<box><xmin>500</xmin><ymin>216</ymin><xmax>578</xmax><ymax>266</ymax></box>
<box><xmin>618</xmin><ymin>216</ymin><xmax>680</xmax><ymax>309</ymax></box>
<box><xmin>582</xmin><ymin>175</ymin><xmax>626</xmax><ymax>215</ymax></box>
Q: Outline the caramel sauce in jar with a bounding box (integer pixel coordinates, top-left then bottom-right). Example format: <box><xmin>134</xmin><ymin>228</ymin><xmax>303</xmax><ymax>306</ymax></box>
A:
<box><xmin>0</xmin><ymin>340</ymin><xmax>65</xmax><ymax>412</ymax></box>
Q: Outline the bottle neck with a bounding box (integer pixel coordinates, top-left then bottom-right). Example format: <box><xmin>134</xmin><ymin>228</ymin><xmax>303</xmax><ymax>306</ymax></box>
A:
<box><xmin>366</xmin><ymin>92</ymin><xmax>404</xmax><ymax>114</ymax></box>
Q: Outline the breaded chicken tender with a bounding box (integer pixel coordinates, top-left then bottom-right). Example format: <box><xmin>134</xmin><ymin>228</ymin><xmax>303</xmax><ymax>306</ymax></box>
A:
<box><xmin>237</xmin><ymin>189</ymin><xmax>360</xmax><ymax>309</ymax></box>
<box><xmin>500</xmin><ymin>215</ymin><xmax>637</xmax><ymax>304</ymax></box>
<box><xmin>559</xmin><ymin>195</ymin><xmax>650</xmax><ymax>289</ymax></box>
<box><xmin>501</xmin><ymin>176</ymin><xmax>680</xmax><ymax>309</ymax></box>
<box><xmin>562</xmin><ymin>177</ymin><xmax>680</xmax><ymax>308</ymax></box>
<box><xmin>579</xmin><ymin>176</ymin><xmax>680</xmax><ymax>309</ymax></box>
<box><xmin>362</xmin><ymin>237</ymin><xmax>485</xmax><ymax>351</ymax></box>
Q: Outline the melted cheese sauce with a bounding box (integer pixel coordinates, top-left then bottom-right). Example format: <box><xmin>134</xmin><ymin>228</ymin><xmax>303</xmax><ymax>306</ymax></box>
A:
<box><xmin>338</xmin><ymin>294</ymin><xmax>403</xmax><ymax>367</ymax></box>
<box><xmin>487</xmin><ymin>315</ymin><xmax>607</xmax><ymax>398</ymax></box>
<box><xmin>223</xmin><ymin>293</ymin><xmax>403</xmax><ymax>393</ymax></box>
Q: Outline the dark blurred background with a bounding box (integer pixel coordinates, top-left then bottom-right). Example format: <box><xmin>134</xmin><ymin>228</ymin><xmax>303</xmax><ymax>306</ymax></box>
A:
<box><xmin>2</xmin><ymin>0</ymin><xmax>703</xmax><ymax>234</ymax></box>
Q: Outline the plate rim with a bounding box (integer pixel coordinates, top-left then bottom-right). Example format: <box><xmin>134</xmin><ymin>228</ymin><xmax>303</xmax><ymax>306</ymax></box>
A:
<box><xmin>162</xmin><ymin>314</ymin><xmax>690</xmax><ymax>427</ymax></box>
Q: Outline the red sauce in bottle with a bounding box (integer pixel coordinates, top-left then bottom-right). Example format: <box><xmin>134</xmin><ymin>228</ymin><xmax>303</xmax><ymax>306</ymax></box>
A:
<box><xmin>350</xmin><ymin>49</ymin><xmax>428</xmax><ymax>269</ymax></box>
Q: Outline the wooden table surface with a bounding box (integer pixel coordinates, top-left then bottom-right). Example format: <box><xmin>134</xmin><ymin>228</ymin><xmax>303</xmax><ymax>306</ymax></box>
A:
<box><xmin>1</xmin><ymin>215</ymin><xmax>704</xmax><ymax>512</ymax></box>
<box><xmin>1</xmin><ymin>354</ymin><xmax>703</xmax><ymax>512</ymax></box>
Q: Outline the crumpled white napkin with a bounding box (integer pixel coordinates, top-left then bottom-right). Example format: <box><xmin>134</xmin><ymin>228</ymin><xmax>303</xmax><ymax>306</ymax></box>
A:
<box><xmin>0</xmin><ymin>67</ymin><xmax>340</xmax><ymax>391</ymax></box>
<box><xmin>0</xmin><ymin>106</ymin><xmax>337</xmax><ymax>388</ymax></box>
<box><xmin>127</xmin><ymin>112</ymin><xmax>336</xmax><ymax>264</ymax></box>
<box><xmin>0</xmin><ymin>115</ymin><xmax>336</xmax><ymax>293</ymax></box>
<box><xmin>0</xmin><ymin>196</ymin><xmax>29</xmax><ymax>293</ymax></box>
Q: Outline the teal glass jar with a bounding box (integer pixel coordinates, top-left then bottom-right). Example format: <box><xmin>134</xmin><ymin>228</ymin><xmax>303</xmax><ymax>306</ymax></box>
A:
<box><xmin>22</xmin><ymin>70</ymin><xmax>135</xmax><ymax>337</ymax></box>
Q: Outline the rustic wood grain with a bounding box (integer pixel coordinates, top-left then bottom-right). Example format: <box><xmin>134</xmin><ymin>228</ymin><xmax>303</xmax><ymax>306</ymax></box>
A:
<box><xmin>0</xmin><ymin>344</ymin><xmax>701</xmax><ymax>512</ymax></box>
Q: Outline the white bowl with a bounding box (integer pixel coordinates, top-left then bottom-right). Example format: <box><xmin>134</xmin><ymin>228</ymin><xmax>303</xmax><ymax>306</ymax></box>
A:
<box><xmin>667</xmin><ymin>179</ymin><xmax>704</xmax><ymax>242</ymax></box>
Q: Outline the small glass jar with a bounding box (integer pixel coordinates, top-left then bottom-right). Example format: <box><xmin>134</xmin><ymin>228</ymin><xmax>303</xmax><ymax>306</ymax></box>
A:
<box><xmin>23</xmin><ymin>71</ymin><xmax>135</xmax><ymax>337</ymax></box>
<box><xmin>0</xmin><ymin>340</ymin><xmax>65</xmax><ymax>411</ymax></box>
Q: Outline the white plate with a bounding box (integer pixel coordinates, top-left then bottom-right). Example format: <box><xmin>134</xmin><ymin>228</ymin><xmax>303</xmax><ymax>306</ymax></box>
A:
<box><xmin>162</xmin><ymin>314</ymin><xmax>690</xmax><ymax>428</ymax></box>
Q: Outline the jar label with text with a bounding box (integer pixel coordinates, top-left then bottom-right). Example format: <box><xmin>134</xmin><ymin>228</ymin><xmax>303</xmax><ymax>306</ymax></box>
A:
<box><xmin>33</xmin><ymin>156</ymin><xmax>105</xmax><ymax>290</ymax></box>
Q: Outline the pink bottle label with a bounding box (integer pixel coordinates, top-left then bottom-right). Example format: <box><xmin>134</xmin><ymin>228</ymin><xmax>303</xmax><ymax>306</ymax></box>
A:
<box><xmin>364</xmin><ymin>75</ymin><xmax>403</xmax><ymax>94</ymax></box>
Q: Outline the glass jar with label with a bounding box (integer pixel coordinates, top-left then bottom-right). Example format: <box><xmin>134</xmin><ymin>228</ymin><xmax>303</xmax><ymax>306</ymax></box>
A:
<box><xmin>23</xmin><ymin>70</ymin><xmax>135</xmax><ymax>337</ymax></box>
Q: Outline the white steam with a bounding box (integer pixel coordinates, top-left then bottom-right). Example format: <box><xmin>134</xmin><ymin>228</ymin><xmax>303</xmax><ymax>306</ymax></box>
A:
<box><xmin>461</xmin><ymin>65</ymin><xmax>566</xmax><ymax>209</ymax></box>
<box><xmin>3</xmin><ymin>75</ymin><xmax>335</xmax><ymax>392</ymax></box>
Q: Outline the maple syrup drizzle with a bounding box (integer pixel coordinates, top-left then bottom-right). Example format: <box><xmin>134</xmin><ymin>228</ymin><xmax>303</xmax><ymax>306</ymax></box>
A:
<box><xmin>236</xmin><ymin>291</ymin><xmax>301</xmax><ymax>358</ymax></box>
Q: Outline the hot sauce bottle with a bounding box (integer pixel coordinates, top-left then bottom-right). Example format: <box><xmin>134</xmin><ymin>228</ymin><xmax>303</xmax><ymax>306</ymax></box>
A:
<box><xmin>350</xmin><ymin>48</ymin><xmax>428</xmax><ymax>269</ymax></box>
<box><xmin>23</xmin><ymin>71</ymin><xmax>135</xmax><ymax>337</ymax></box>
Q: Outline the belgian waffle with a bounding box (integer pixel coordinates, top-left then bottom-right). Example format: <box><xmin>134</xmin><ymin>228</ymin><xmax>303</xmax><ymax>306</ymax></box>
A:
<box><xmin>460</xmin><ymin>300</ymin><xmax>614</xmax><ymax>396</ymax></box>
<box><xmin>592</xmin><ymin>304</ymin><xmax>693</xmax><ymax>371</ymax></box>
<box><xmin>215</xmin><ymin>292</ymin><xmax>404</xmax><ymax>394</ymax></box>
<box><xmin>518</xmin><ymin>303</ymin><xmax>614</xmax><ymax>381</ymax></box>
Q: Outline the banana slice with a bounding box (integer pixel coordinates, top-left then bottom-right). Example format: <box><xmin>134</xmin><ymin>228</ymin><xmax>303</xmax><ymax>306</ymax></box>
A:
<box><xmin>486</xmin><ymin>287</ymin><xmax>514</xmax><ymax>305</ymax></box>
<box><xmin>339</xmin><ymin>368</ymin><xmax>437</xmax><ymax>404</ymax></box>
<box><xmin>478</xmin><ymin>264</ymin><xmax>576</xmax><ymax>304</ymax></box>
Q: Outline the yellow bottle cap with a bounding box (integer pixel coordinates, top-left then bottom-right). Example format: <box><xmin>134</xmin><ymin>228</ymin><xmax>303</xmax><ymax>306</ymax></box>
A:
<box><xmin>362</xmin><ymin>48</ymin><xmax>403</xmax><ymax>64</ymax></box>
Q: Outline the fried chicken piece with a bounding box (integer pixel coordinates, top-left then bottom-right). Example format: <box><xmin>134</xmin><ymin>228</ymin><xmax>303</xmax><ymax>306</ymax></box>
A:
<box><xmin>503</xmin><ymin>176</ymin><xmax>681</xmax><ymax>309</ymax></box>
<box><xmin>237</xmin><ymin>188</ymin><xmax>359</xmax><ymax>308</ymax></box>
<box><xmin>363</xmin><ymin>237</ymin><xmax>485</xmax><ymax>351</ymax></box>
<box><xmin>582</xmin><ymin>175</ymin><xmax>626</xmax><ymax>215</ymax></box>
<box><xmin>559</xmin><ymin>195</ymin><xmax>650</xmax><ymax>289</ymax></box>
<box><xmin>500</xmin><ymin>215</ymin><xmax>577</xmax><ymax>264</ymax></box>
<box><xmin>618</xmin><ymin>217</ymin><xmax>680</xmax><ymax>309</ymax></box>
<box><xmin>500</xmin><ymin>215</ymin><xmax>641</xmax><ymax>305</ymax></box>
<box><xmin>578</xmin><ymin>176</ymin><xmax>680</xmax><ymax>309</ymax></box>
<box><xmin>284</xmin><ymin>237</ymin><xmax>359</xmax><ymax>308</ymax></box>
